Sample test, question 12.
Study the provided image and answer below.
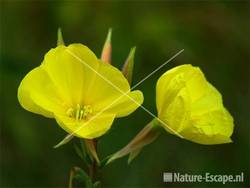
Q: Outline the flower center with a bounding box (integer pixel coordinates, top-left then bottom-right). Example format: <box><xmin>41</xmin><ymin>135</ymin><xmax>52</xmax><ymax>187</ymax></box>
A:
<box><xmin>66</xmin><ymin>104</ymin><xmax>93</xmax><ymax>120</ymax></box>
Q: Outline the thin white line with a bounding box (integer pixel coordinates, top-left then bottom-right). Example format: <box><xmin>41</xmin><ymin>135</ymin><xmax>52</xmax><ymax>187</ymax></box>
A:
<box><xmin>131</xmin><ymin>49</ymin><xmax>184</xmax><ymax>90</ymax></box>
<box><xmin>65</xmin><ymin>49</ymin><xmax>184</xmax><ymax>139</ymax></box>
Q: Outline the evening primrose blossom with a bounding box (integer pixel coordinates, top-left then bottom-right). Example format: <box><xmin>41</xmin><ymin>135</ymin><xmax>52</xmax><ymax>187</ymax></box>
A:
<box><xmin>107</xmin><ymin>64</ymin><xmax>234</xmax><ymax>164</ymax></box>
<box><xmin>18</xmin><ymin>44</ymin><xmax>143</xmax><ymax>139</ymax></box>
<box><xmin>156</xmin><ymin>64</ymin><xmax>234</xmax><ymax>144</ymax></box>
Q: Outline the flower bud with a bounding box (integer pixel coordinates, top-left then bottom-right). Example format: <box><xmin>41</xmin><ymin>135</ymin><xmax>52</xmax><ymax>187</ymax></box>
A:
<box><xmin>101</xmin><ymin>28</ymin><xmax>112</xmax><ymax>63</ymax></box>
<box><xmin>57</xmin><ymin>27</ymin><xmax>65</xmax><ymax>46</ymax></box>
<box><xmin>156</xmin><ymin>64</ymin><xmax>234</xmax><ymax>145</ymax></box>
<box><xmin>122</xmin><ymin>47</ymin><xmax>136</xmax><ymax>85</ymax></box>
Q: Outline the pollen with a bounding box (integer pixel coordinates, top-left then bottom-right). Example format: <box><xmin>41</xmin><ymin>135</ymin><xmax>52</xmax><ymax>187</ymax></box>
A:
<box><xmin>67</xmin><ymin>104</ymin><xmax>93</xmax><ymax>120</ymax></box>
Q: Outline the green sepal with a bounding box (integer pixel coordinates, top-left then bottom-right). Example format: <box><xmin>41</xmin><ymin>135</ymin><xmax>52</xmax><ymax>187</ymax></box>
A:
<box><xmin>122</xmin><ymin>47</ymin><xmax>136</xmax><ymax>85</ymax></box>
<box><xmin>84</xmin><ymin>139</ymin><xmax>100</xmax><ymax>165</ymax></box>
<box><xmin>101</xmin><ymin>28</ymin><xmax>112</xmax><ymax>63</ymax></box>
<box><xmin>128</xmin><ymin>148</ymin><xmax>142</xmax><ymax>164</ymax></box>
<box><xmin>53</xmin><ymin>134</ymin><xmax>74</xmax><ymax>148</ymax></box>
<box><xmin>106</xmin><ymin>118</ymin><xmax>161</xmax><ymax>165</ymax></box>
<box><xmin>57</xmin><ymin>27</ymin><xmax>65</xmax><ymax>46</ymax></box>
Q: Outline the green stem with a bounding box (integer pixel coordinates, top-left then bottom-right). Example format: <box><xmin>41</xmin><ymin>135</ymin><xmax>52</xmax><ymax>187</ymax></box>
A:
<box><xmin>68</xmin><ymin>168</ymin><xmax>74</xmax><ymax>188</ymax></box>
<box><xmin>89</xmin><ymin>139</ymin><xmax>98</xmax><ymax>182</ymax></box>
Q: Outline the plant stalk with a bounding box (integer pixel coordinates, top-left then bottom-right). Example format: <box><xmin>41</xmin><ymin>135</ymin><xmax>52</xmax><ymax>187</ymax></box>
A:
<box><xmin>89</xmin><ymin>139</ymin><xmax>98</xmax><ymax>182</ymax></box>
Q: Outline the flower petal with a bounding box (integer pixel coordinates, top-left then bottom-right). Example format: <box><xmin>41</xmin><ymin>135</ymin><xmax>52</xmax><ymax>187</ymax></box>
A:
<box><xmin>41</xmin><ymin>44</ymin><xmax>137</xmax><ymax>109</ymax></box>
<box><xmin>84</xmin><ymin>60</ymin><xmax>131</xmax><ymax>105</ymax></box>
<box><xmin>191</xmin><ymin>83</ymin><xmax>223</xmax><ymax>115</ymax></box>
<box><xmin>156</xmin><ymin>64</ymin><xmax>207</xmax><ymax>114</ymax></box>
<box><xmin>41</xmin><ymin>44</ymin><xmax>99</xmax><ymax>105</ymax></box>
<box><xmin>18</xmin><ymin>67</ymin><xmax>64</xmax><ymax>118</ymax></box>
<box><xmin>182</xmin><ymin>108</ymin><xmax>234</xmax><ymax>144</ymax></box>
<box><xmin>94</xmin><ymin>90</ymin><xmax>144</xmax><ymax>117</ymax></box>
<box><xmin>159</xmin><ymin>88</ymin><xmax>191</xmax><ymax>134</ymax></box>
<box><xmin>54</xmin><ymin>113</ymin><xmax>116</xmax><ymax>139</ymax></box>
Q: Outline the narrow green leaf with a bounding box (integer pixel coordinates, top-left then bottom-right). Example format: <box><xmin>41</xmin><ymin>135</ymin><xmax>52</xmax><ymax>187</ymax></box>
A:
<box><xmin>99</xmin><ymin>155</ymin><xmax>110</xmax><ymax>168</ymax></box>
<box><xmin>57</xmin><ymin>27</ymin><xmax>65</xmax><ymax>46</ymax></box>
<box><xmin>73</xmin><ymin>167</ymin><xmax>93</xmax><ymax>188</ymax></box>
<box><xmin>74</xmin><ymin>144</ymin><xmax>84</xmax><ymax>160</ymax></box>
<box><xmin>122</xmin><ymin>47</ymin><xmax>136</xmax><ymax>85</ymax></box>
<box><xmin>93</xmin><ymin>181</ymin><xmax>101</xmax><ymax>188</ymax></box>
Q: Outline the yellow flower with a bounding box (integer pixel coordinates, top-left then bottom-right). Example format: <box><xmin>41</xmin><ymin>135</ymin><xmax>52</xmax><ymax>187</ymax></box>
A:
<box><xmin>156</xmin><ymin>64</ymin><xmax>234</xmax><ymax>144</ymax></box>
<box><xmin>18</xmin><ymin>44</ymin><xmax>143</xmax><ymax>139</ymax></box>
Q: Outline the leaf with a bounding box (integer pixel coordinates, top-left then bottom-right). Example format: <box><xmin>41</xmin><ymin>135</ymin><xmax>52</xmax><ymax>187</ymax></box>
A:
<box><xmin>99</xmin><ymin>155</ymin><xmax>112</xmax><ymax>169</ymax></box>
<box><xmin>73</xmin><ymin>167</ymin><xmax>93</xmax><ymax>188</ymax></box>
<box><xmin>53</xmin><ymin>134</ymin><xmax>74</xmax><ymax>148</ymax></box>
<box><xmin>74</xmin><ymin>144</ymin><xmax>84</xmax><ymax>160</ymax></box>
<box><xmin>122</xmin><ymin>47</ymin><xmax>136</xmax><ymax>85</ymax></box>
<box><xmin>93</xmin><ymin>181</ymin><xmax>101</xmax><ymax>188</ymax></box>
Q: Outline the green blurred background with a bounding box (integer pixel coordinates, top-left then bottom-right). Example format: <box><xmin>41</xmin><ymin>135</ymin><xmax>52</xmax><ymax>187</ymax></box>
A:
<box><xmin>1</xmin><ymin>0</ymin><xmax>249</xmax><ymax>187</ymax></box>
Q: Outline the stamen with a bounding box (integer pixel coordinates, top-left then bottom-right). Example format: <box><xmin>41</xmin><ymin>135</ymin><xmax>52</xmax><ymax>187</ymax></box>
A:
<box><xmin>66</xmin><ymin>104</ymin><xmax>93</xmax><ymax>121</ymax></box>
<box><xmin>66</xmin><ymin>108</ymin><xmax>74</xmax><ymax>117</ymax></box>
